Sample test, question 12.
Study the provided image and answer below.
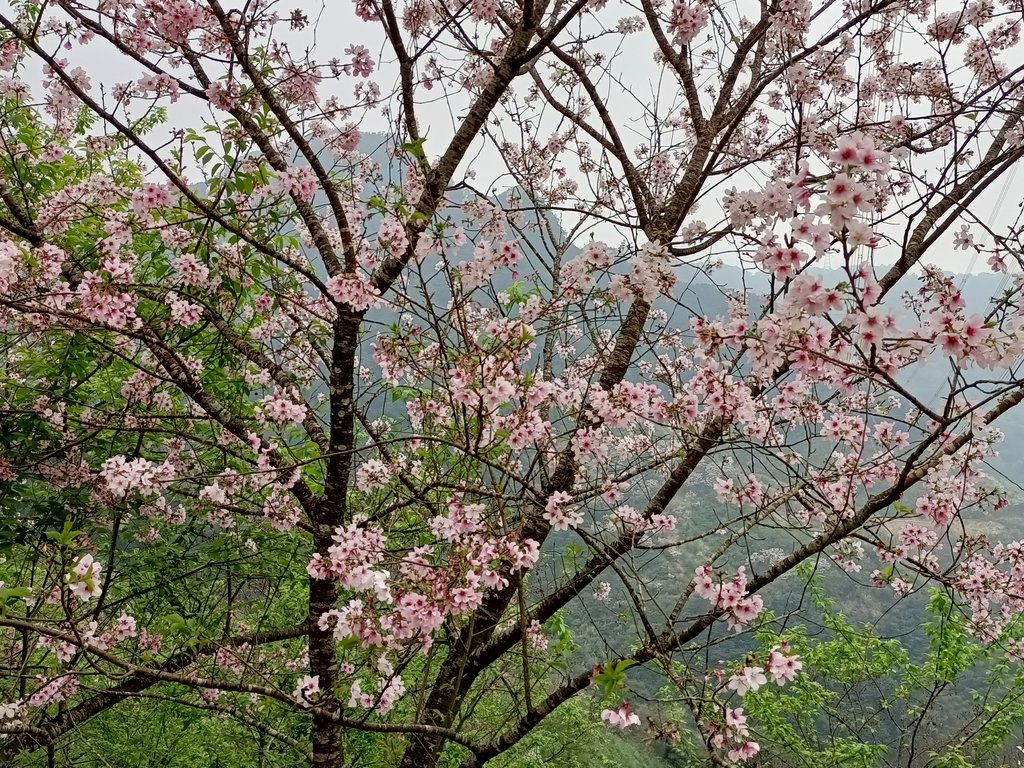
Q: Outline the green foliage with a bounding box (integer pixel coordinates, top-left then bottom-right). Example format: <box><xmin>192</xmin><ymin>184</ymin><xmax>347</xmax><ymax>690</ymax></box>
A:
<box><xmin>931</xmin><ymin>746</ymin><xmax>976</xmax><ymax>768</ymax></box>
<box><xmin>14</xmin><ymin>697</ymin><xmax>308</xmax><ymax>768</ymax></box>
<box><xmin>740</xmin><ymin>574</ymin><xmax>1024</xmax><ymax>768</ymax></box>
<box><xmin>592</xmin><ymin>659</ymin><xmax>638</xmax><ymax>701</ymax></box>
<box><xmin>918</xmin><ymin>590</ymin><xmax>981</xmax><ymax>686</ymax></box>
<box><xmin>485</xmin><ymin>696</ymin><xmax>670</xmax><ymax>768</ymax></box>
<box><xmin>547</xmin><ymin>612</ymin><xmax>574</xmax><ymax>659</ymax></box>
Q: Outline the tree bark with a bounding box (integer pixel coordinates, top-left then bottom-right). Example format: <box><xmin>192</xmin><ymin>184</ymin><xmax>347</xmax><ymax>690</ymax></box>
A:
<box><xmin>308</xmin><ymin>313</ymin><xmax>361</xmax><ymax>766</ymax></box>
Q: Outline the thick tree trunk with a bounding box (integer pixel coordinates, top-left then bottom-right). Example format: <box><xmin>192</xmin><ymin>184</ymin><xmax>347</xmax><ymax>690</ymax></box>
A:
<box><xmin>308</xmin><ymin>574</ymin><xmax>341</xmax><ymax>767</ymax></box>
<box><xmin>308</xmin><ymin>314</ymin><xmax>361</xmax><ymax>766</ymax></box>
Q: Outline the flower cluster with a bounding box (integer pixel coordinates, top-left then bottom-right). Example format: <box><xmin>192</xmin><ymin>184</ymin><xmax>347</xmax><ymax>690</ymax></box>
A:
<box><xmin>268</xmin><ymin>166</ymin><xmax>318</xmax><ymax>201</ymax></box>
<box><xmin>693</xmin><ymin>565</ymin><xmax>765</xmax><ymax>632</ymax></box>
<box><xmin>325</xmin><ymin>273</ymin><xmax>381</xmax><ymax>312</ymax></box>
<box><xmin>67</xmin><ymin>555</ymin><xmax>102</xmax><ymax>600</ymax></box>
<box><xmin>311</xmin><ymin>506</ymin><xmax>540</xmax><ymax>654</ymax></box>
<box><xmin>256</xmin><ymin>388</ymin><xmax>307</xmax><ymax>426</ymax></box>
<box><xmin>601</xmin><ymin>702</ymin><xmax>640</xmax><ymax>729</ymax></box>
<box><xmin>542</xmin><ymin>490</ymin><xmax>582</xmax><ymax>531</ymax></box>
<box><xmin>100</xmin><ymin>456</ymin><xmax>158</xmax><ymax>498</ymax></box>
<box><xmin>669</xmin><ymin>2</ymin><xmax>709</xmax><ymax>45</ymax></box>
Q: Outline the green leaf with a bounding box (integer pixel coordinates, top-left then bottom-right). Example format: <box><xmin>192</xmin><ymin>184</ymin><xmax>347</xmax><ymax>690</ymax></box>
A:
<box><xmin>0</xmin><ymin>586</ymin><xmax>31</xmax><ymax>601</ymax></box>
<box><xmin>592</xmin><ymin>659</ymin><xmax>637</xmax><ymax>700</ymax></box>
<box><xmin>401</xmin><ymin>137</ymin><xmax>427</xmax><ymax>163</ymax></box>
<box><xmin>45</xmin><ymin>519</ymin><xmax>84</xmax><ymax>548</ymax></box>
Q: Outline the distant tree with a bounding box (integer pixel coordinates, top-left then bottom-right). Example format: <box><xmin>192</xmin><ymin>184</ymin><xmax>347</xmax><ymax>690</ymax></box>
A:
<box><xmin>2</xmin><ymin>1</ymin><xmax>1024</xmax><ymax>766</ymax></box>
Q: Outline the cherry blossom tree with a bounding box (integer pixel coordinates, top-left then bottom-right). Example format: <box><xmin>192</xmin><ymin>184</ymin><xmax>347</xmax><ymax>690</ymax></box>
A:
<box><xmin>1</xmin><ymin>0</ymin><xmax>1024</xmax><ymax>766</ymax></box>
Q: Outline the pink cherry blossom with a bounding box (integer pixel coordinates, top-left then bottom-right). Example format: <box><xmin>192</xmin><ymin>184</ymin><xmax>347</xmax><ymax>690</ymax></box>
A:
<box><xmin>542</xmin><ymin>491</ymin><xmax>582</xmax><ymax>531</ymax></box>
<box><xmin>67</xmin><ymin>555</ymin><xmax>102</xmax><ymax>600</ymax></box>
<box><xmin>767</xmin><ymin>650</ymin><xmax>803</xmax><ymax>684</ymax></box>
<box><xmin>727</xmin><ymin>666</ymin><xmax>768</xmax><ymax>696</ymax></box>
<box><xmin>601</xmin><ymin>702</ymin><xmax>640</xmax><ymax>729</ymax></box>
<box><xmin>5</xmin><ymin>2</ymin><xmax>1024</xmax><ymax>765</ymax></box>
<box><xmin>293</xmin><ymin>675</ymin><xmax>320</xmax><ymax>706</ymax></box>
<box><xmin>256</xmin><ymin>388</ymin><xmax>307</xmax><ymax>426</ymax></box>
